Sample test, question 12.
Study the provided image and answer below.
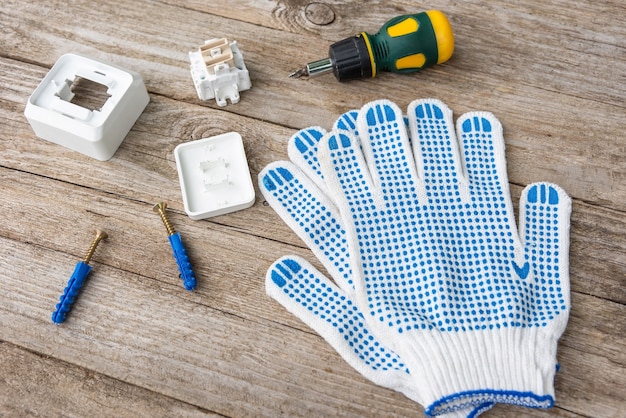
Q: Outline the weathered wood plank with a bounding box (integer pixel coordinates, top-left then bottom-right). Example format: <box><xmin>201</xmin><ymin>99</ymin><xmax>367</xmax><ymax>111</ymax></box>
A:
<box><xmin>2</xmin><ymin>76</ymin><xmax>626</xmax><ymax>307</ymax></box>
<box><xmin>1</xmin><ymin>0</ymin><xmax>624</xmax><ymax>416</ymax></box>
<box><xmin>5</xmin><ymin>0</ymin><xmax>624</xmax><ymax>109</ymax></box>
<box><xmin>1</xmin><ymin>164</ymin><xmax>623</xmax><ymax>354</ymax></box>
<box><xmin>1</xmin><ymin>58</ymin><xmax>623</xmax><ymax>304</ymax></box>
<box><xmin>2</xmin><ymin>235</ymin><xmax>622</xmax><ymax>418</ymax></box>
<box><xmin>0</xmin><ymin>342</ymin><xmax>218</xmax><ymax>417</ymax></box>
<box><xmin>2</xmin><ymin>233</ymin><xmax>621</xmax><ymax>418</ymax></box>
<box><xmin>0</xmin><ymin>237</ymin><xmax>423</xmax><ymax>417</ymax></box>
<box><xmin>1</xmin><ymin>0</ymin><xmax>624</xmax><ymax>209</ymax></box>
<box><xmin>557</xmin><ymin>304</ymin><xmax>626</xmax><ymax>418</ymax></box>
<box><xmin>0</xmin><ymin>164</ymin><xmax>624</xmax><ymax>417</ymax></box>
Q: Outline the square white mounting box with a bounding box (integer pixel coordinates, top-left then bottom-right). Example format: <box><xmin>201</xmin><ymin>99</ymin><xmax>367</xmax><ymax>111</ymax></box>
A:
<box><xmin>24</xmin><ymin>53</ymin><xmax>150</xmax><ymax>161</ymax></box>
<box><xmin>174</xmin><ymin>132</ymin><xmax>255</xmax><ymax>220</ymax></box>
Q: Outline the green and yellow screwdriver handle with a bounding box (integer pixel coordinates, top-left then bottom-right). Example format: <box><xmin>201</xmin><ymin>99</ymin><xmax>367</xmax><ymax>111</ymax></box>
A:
<box><xmin>290</xmin><ymin>10</ymin><xmax>454</xmax><ymax>81</ymax></box>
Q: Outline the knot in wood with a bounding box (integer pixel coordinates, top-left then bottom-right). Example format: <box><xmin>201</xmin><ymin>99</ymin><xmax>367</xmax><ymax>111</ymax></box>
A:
<box><xmin>304</xmin><ymin>2</ymin><xmax>335</xmax><ymax>26</ymax></box>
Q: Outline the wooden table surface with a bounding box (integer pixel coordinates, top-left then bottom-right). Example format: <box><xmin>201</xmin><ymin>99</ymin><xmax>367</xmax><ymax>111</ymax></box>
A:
<box><xmin>1</xmin><ymin>1</ymin><xmax>624</xmax><ymax>417</ymax></box>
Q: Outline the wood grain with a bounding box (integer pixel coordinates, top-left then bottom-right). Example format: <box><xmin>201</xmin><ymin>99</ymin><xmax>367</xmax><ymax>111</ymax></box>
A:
<box><xmin>0</xmin><ymin>342</ymin><xmax>218</xmax><ymax>417</ymax></box>
<box><xmin>1</xmin><ymin>0</ymin><xmax>624</xmax><ymax>416</ymax></box>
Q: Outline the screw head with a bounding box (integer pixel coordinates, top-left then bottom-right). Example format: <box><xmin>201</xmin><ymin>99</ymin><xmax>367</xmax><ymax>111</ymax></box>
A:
<box><xmin>153</xmin><ymin>202</ymin><xmax>167</xmax><ymax>213</ymax></box>
<box><xmin>95</xmin><ymin>229</ymin><xmax>108</xmax><ymax>241</ymax></box>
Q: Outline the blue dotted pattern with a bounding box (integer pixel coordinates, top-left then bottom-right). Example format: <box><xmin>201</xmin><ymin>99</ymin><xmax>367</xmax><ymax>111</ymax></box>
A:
<box><xmin>270</xmin><ymin>257</ymin><xmax>409</xmax><ymax>373</ymax></box>
<box><xmin>291</xmin><ymin>112</ymin><xmax>360</xmax><ymax>186</ymax></box>
<box><xmin>334</xmin><ymin>110</ymin><xmax>360</xmax><ymax>135</ymax></box>
<box><xmin>262</xmin><ymin>166</ymin><xmax>353</xmax><ymax>288</ymax></box>
<box><xmin>326</xmin><ymin>100</ymin><xmax>568</xmax><ymax>333</ymax></box>
<box><xmin>523</xmin><ymin>184</ymin><xmax>567</xmax><ymax>326</ymax></box>
<box><xmin>293</xmin><ymin>127</ymin><xmax>326</xmax><ymax>181</ymax></box>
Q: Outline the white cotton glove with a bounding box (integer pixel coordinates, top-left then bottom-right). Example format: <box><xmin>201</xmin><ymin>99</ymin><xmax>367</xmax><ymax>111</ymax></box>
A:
<box><xmin>260</xmin><ymin>111</ymin><xmax>493</xmax><ymax>417</ymax></box>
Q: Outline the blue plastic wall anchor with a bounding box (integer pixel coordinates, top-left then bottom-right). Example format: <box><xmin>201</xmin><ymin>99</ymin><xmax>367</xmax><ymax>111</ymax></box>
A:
<box><xmin>51</xmin><ymin>229</ymin><xmax>107</xmax><ymax>324</ymax></box>
<box><xmin>51</xmin><ymin>261</ymin><xmax>92</xmax><ymax>324</ymax></box>
<box><xmin>153</xmin><ymin>202</ymin><xmax>198</xmax><ymax>291</ymax></box>
<box><xmin>169</xmin><ymin>232</ymin><xmax>197</xmax><ymax>291</ymax></box>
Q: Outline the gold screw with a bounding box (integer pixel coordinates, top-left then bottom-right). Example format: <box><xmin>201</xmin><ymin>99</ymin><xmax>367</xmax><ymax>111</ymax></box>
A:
<box><xmin>83</xmin><ymin>229</ymin><xmax>108</xmax><ymax>264</ymax></box>
<box><xmin>153</xmin><ymin>202</ymin><xmax>176</xmax><ymax>236</ymax></box>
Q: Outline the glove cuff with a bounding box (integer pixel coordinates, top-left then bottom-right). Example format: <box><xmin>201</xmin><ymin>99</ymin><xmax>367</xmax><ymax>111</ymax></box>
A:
<box><xmin>399</xmin><ymin>321</ymin><xmax>566</xmax><ymax>415</ymax></box>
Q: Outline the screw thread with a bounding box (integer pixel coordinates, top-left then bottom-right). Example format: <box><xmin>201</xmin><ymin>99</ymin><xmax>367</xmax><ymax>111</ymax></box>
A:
<box><xmin>153</xmin><ymin>202</ymin><xmax>176</xmax><ymax>235</ymax></box>
<box><xmin>83</xmin><ymin>230</ymin><xmax>108</xmax><ymax>264</ymax></box>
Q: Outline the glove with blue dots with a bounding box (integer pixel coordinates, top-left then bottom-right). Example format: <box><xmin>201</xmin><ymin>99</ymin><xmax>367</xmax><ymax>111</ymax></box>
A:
<box><xmin>260</xmin><ymin>112</ymin><xmax>492</xmax><ymax>417</ymax></box>
<box><xmin>312</xmin><ymin>98</ymin><xmax>572</xmax><ymax>415</ymax></box>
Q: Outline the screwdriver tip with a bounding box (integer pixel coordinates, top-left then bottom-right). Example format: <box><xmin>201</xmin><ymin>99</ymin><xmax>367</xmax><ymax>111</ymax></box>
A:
<box><xmin>289</xmin><ymin>67</ymin><xmax>309</xmax><ymax>78</ymax></box>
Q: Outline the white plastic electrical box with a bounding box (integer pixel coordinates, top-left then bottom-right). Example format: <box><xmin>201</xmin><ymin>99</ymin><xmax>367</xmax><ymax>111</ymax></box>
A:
<box><xmin>189</xmin><ymin>38</ymin><xmax>251</xmax><ymax>106</ymax></box>
<box><xmin>24</xmin><ymin>53</ymin><xmax>149</xmax><ymax>161</ymax></box>
<box><xmin>174</xmin><ymin>132</ymin><xmax>255</xmax><ymax>220</ymax></box>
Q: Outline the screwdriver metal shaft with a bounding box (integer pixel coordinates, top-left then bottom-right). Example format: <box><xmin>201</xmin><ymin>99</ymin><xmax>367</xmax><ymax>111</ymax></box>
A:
<box><xmin>289</xmin><ymin>58</ymin><xmax>333</xmax><ymax>78</ymax></box>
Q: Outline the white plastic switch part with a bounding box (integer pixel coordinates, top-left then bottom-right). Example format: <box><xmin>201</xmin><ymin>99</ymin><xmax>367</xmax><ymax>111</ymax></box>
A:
<box><xmin>24</xmin><ymin>53</ymin><xmax>149</xmax><ymax>161</ymax></box>
<box><xmin>189</xmin><ymin>38</ymin><xmax>251</xmax><ymax>106</ymax></box>
<box><xmin>174</xmin><ymin>132</ymin><xmax>255</xmax><ymax>220</ymax></box>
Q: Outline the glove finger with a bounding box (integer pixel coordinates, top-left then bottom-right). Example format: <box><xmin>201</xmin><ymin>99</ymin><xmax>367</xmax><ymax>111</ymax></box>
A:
<box><xmin>457</xmin><ymin>112</ymin><xmax>509</xmax><ymax>199</ymax></box>
<box><xmin>519</xmin><ymin>182</ymin><xmax>571</xmax><ymax>327</ymax></box>
<box><xmin>287</xmin><ymin>110</ymin><xmax>362</xmax><ymax>197</ymax></box>
<box><xmin>259</xmin><ymin>161</ymin><xmax>354</xmax><ymax>294</ymax></box>
<box><xmin>456</xmin><ymin>109</ymin><xmax>525</xmax><ymax>273</ymax></box>
<box><xmin>335</xmin><ymin>107</ymin><xmax>412</xmax><ymax>144</ymax></box>
<box><xmin>333</xmin><ymin>109</ymin><xmax>360</xmax><ymax>135</ymax></box>
<box><xmin>408</xmin><ymin>99</ymin><xmax>468</xmax><ymax>200</ymax></box>
<box><xmin>266</xmin><ymin>256</ymin><xmax>417</xmax><ymax>395</ymax></box>
<box><xmin>287</xmin><ymin>109</ymin><xmax>361</xmax><ymax>192</ymax></box>
<box><xmin>287</xmin><ymin>126</ymin><xmax>327</xmax><ymax>190</ymax></box>
<box><xmin>318</xmin><ymin>129</ymin><xmax>382</xmax><ymax>226</ymax></box>
<box><xmin>356</xmin><ymin>99</ymin><xmax>421</xmax><ymax>199</ymax></box>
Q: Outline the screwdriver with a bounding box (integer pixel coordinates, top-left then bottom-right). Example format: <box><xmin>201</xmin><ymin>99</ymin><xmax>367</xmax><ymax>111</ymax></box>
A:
<box><xmin>289</xmin><ymin>10</ymin><xmax>454</xmax><ymax>82</ymax></box>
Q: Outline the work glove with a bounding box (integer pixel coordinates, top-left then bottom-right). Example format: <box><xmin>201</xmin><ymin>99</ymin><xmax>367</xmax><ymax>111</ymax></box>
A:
<box><xmin>309</xmin><ymin>98</ymin><xmax>571</xmax><ymax>415</ymax></box>
<box><xmin>262</xmin><ymin>98</ymin><xmax>571</xmax><ymax>415</ymax></box>
<box><xmin>260</xmin><ymin>110</ymin><xmax>492</xmax><ymax>417</ymax></box>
